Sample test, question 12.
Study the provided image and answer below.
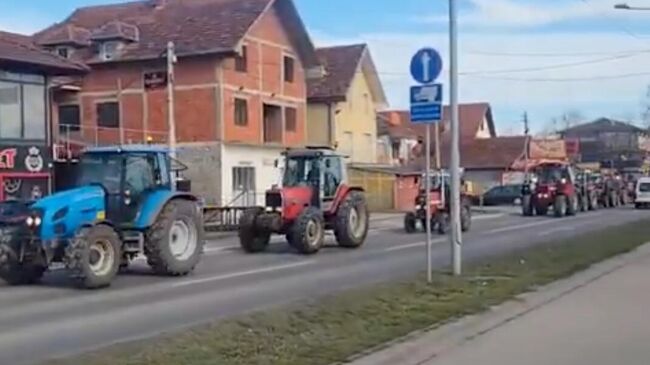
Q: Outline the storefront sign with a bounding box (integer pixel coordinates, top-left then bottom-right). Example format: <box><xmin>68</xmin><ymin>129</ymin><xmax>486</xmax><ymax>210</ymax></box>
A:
<box><xmin>0</xmin><ymin>145</ymin><xmax>50</xmax><ymax>173</ymax></box>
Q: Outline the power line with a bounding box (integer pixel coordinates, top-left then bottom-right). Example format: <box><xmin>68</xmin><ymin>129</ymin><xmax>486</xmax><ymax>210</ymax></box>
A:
<box><xmin>460</xmin><ymin>52</ymin><xmax>647</xmax><ymax>75</ymax></box>
<box><xmin>464</xmin><ymin>70</ymin><xmax>650</xmax><ymax>82</ymax></box>
<box><xmin>465</xmin><ymin>49</ymin><xmax>650</xmax><ymax>57</ymax></box>
<box><xmin>579</xmin><ymin>0</ymin><xmax>650</xmax><ymax>42</ymax></box>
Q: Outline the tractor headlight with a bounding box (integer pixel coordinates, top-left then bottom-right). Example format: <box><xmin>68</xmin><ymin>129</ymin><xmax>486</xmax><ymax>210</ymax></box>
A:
<box><xmin>25</xmin><ymin>216</ymin><xmax>34</xmax><ymax>226</ymax></box>
<box><xmin>25</xmin><ymin>209</ymin><xmax>43</xmax><ymax>227</ymax></box>
<box><xmin>415</xmin><ymin>204</ymin><xmax>422</xmax><ymax>210</ymax></box>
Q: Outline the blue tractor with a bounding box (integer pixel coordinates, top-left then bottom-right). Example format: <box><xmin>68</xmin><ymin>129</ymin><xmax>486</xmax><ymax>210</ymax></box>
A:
<box><xmin>0</xmin><ymin>145</ymin><xmax>204</xmax><ymax>289</ymax></box>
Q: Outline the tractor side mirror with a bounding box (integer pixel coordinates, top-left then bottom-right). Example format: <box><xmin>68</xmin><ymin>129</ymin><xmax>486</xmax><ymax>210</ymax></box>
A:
<box><xmin>325</xmin><ymin>159</ymin><xmax>331</xmax><ymax>168</ymax></box>
<box><xmin>274</xmin><ymin>159</ymin><xmax>279</xmax><ymax>168</ymax></box>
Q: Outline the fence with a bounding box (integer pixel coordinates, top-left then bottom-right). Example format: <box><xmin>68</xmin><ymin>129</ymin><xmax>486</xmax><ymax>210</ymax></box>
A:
<box><xmin>348</xmin><ymin>168</ymin><xmax>395</xmax><ymax>212</ymax></box>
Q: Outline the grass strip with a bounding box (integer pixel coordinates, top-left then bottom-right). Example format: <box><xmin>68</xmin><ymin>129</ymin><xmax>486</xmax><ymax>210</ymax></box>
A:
<box><xmin>47</xmin><ymin>220</ymin><xmax>650</xmax><ymax>365</ymax></box>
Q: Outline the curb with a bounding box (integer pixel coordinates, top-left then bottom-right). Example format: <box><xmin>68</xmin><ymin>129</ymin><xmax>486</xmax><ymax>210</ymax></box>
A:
<box><xmin>344</xmin><ymin>242</ymin><xmax>650</xmax><ymax>365</ymax></box>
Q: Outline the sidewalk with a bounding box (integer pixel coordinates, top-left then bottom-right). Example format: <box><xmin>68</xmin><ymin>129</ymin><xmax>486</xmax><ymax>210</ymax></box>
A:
<box><xmin>348</xmin><ymin>243</ymin><xmax>650</xmax><ymax>365</ymax></box>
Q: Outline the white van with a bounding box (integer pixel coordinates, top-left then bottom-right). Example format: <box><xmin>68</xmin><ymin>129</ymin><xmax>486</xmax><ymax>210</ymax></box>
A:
<box><xmin>635</xmin><ymin>177</ymin><xmax>650</xmax><ymax>208</ymax></box>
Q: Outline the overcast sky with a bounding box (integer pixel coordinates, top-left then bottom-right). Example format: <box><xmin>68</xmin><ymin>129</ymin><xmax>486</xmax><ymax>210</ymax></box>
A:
<box><xmin>4</xmin><ymin>0</ymin><xmax>650</xmax><ymax>134</ymax></box>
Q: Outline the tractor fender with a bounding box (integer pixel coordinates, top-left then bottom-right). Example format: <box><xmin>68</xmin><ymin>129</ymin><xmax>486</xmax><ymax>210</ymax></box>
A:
<box><xmin>133</xmin><ymin>190</ymin><xmax>198</xmax><ymax>229</ymax></box>
<box><xmin>327</xmin><ymin>186</ymin><xmax>364</xmax><ymax>215</ymax></box>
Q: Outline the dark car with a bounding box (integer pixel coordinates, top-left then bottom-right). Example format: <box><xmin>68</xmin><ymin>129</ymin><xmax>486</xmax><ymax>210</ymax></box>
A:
<box><xmin>481</xmin><ymin>184</ymin><xmax>523</xmax><ymax>206</ymax></box>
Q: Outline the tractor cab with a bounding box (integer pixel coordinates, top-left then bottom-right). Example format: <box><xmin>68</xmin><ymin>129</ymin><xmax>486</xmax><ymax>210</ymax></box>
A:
<box><xmin>275</xmin><ymin>147</ymin><xmax>346</xmax><ymax>210</ymax></box>
<box><xmin>76</xmin><ymin>146</ymin><xmax>179</xmax><ymax>226</ymax></box>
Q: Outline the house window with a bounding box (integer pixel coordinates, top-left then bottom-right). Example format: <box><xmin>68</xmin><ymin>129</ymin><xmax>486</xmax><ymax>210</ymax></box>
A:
<box><xmin>263</xmin><ymin>104</ymin><xmax>282</xmax><ymax>143</ymax></box>
<box><xmin>0</xmin><ymin>75</ymin><xmax>46</xmax><ymax>140</ymax></box>
<box><xmin>283</xmin><ymin>56</ymin><xmax>295</xmax><ymax>83</ymax></box>
<box><xmin>97</xmin><ymin>102</ymin><xmax>120</xmax><ymax>129</ymax></box>
<box><xmin>101</xmin><ymin>41</ymin><xmax>120</xmax><ymax>61</ymax></box>
<box><xmin>57</xmin><ymin>47</ymin><xmax>70</xmax><ymax>59</ymax></box>
<box><xmin>234</xmin><ymin>98</ymin><xmax>248</xmax><ymax>126</ymax></box>
<box><xmin>232</xmin><ymin>166</ymin><xmax>256</xmax><ymax>206</ymax></box>
<box><xmin>59</xmin><ymin>105</ymin><xmax>81</xmax><ymax>133</ymax></box>
<box><xmin>235</xmin><ymin>45</ymin><xmax>248</xmax><ymax>73</ymax></box>
<box><xmin>285</xmin><ymin>107</ymin><xmax>297</xmax><ymax>132</ymax></box>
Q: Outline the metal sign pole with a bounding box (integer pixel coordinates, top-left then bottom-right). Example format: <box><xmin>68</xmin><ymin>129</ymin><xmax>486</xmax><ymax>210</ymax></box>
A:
<box><xmin>449</xmin><ymin>0</ymin><xmax>462</xmax><ymax>276</ymax></box>
<box><xmin>425</xmin><ymin>124</ymin><xmax>432</xmax><ymax>283</ymax></box>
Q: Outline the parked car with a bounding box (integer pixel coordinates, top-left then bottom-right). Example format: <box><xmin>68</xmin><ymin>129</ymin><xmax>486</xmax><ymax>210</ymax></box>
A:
<box><xmin>634</xmin><ymin>177</ymin><xmax>650</xmax><ymax>209</ymax></box>
<box><xmin>481</xmin><ymin>184</ymin><xmax>523</xmax><ymax>206</ymax></box>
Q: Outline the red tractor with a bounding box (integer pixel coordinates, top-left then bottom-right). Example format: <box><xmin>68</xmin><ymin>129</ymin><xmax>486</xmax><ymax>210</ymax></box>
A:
<box><xmin>522</xmin><ymin>162</ymin><xmax>581</xmax><ymax>218</ymax></box>
<box><xmin>238</xmin><ymin>147</ymin><xmax>369</xmax><ymax>255</ymax></box>
<box><xmin>403</xmin><ymin>171</ymin><xmax>472</xmax><ymax>234</ymax></box>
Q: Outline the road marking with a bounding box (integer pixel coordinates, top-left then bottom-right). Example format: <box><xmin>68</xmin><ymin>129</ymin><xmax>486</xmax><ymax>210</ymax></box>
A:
<box><xmin>383</xmin><ymin>238</ymin><xmax>446</xmax><ymax>252</ymax></box>
<box><xmin>170</xmin><ymin>260</ymin><xmax>316</xmax><ymax>288</ymax></box>
<box><xmin>204</xmin><ymin>245</ymin><xmax>239</xmax><ymax>255</ymax></box>
<box><xmin>486</xmin><ymin>211</ymin><xmax>604</xmax><ymax>235</ymax></box>
<box><xmin>474</xmin><ymin>213</ymin><xmax>504</xmax><ymax>221</ymax></box>
<box><xmin>537</xmin><ymin>226</ymin><xmax>576</xmax><ymax>237</ymax></box>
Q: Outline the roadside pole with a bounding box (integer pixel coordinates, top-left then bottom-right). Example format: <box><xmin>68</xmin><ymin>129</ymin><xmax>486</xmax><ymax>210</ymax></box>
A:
<box><xmin>409</xmin><ymin>49</ymin><xmax>443</xmax><ymax>284</ymax></box>
<box><xmin>166</xmin><ymin>41</ymin><xmax>177</xmax><ymax>159</ymax></box>
<box><xmin>449</xmin><ymin>0</ymin><xmax>462</xmax><ymax>276</ymax></box>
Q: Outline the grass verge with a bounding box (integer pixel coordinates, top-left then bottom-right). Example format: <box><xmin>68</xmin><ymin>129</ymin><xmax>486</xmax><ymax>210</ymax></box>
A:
<box><xmin>47</xmin><ymin>220</ymin><xmax>650</xmax><ymax>365</ymax></box>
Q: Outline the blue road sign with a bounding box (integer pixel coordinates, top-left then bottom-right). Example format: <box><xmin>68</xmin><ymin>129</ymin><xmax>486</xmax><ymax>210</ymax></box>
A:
<box><xmin>410</xmin><ymin>84</ymin><xmax>442</xmax><ymax>123</ymax></box>
<box><xmin>410</xmin><ymin>48</ymin><xmax>443</xmax><ymax>84</ymax></box>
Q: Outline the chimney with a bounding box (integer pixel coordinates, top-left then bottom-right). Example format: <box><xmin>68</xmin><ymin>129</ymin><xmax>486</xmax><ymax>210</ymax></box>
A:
<box><xmin>388</xmin><ymin>111</ymin><xmax>401</xmax><ymax>126</ymax></box>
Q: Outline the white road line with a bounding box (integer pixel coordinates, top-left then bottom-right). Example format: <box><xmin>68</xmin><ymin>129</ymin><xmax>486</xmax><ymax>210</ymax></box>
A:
<box><xmin>537</xmin><ymin>226</ymin><xmax>576</xmax><ymax>237</ymax></box>
<box><xmin>170</xmin><ymin>260</ymin><xmax>316</xmax><ymax>288</ymax></box>
<box><xmin>474</xmin><ymin>213</ymin><xmax>504</xmax><ymax>221</ymax></box>
<box><xmin>203</xmin><ymin>245</ymin><xmax>239</xmax><ymax>255</ymax></box>
<box><xmin>486</xmin><ymin>211</ymin><xmax>604</xmax><ymax>235</ymax></box>
<box><xmin>383</xmin><ymin>238</ymin><xmax>446</xmax><ymax>252</ymax></box>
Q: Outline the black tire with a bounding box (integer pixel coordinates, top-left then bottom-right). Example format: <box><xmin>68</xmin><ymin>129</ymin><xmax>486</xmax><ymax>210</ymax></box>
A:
<box><xmin>65</xmin><ymin>225</ymin><xmax>121</xmax><ymax>289</ymax></box>
<box><xmin>289</xmin><ymin>207</ymin><xmax>325</xmax><ymax>254</ymax></box>
<box><xmin>239</xmin><ymin>207</ymin><xmax>271</xmax><ymax>253</ymax></box>
<box><xmin>579</xmin><ymin>195</ymin><xmax>587</xmax><ymax>212</ymax></box>
<box><xmin>0</xmin><ymin>243</ymin><xmax>46</xmax><ymax>286</ymax></box>
<box><xmin>437</xmin><ymin>212</ymin><xmax>450</xmax><ymax>235</ymax></box>
<box><xmin>404</xmin><ymin>212</ymin><xmax>417</xmax><ymax>234</ymax></box>
<box><xmin>145</xmin><ymin>199</ymin><xmax>204</xmax><ymax>276</ymax></box>
<box><xmin>635</xmin><ymin>203</ymin><xmax>642</xmax><ymax>209</ymax></box>
<box><xmin>335</xmin><ymin>191</ymin><xmax>369</xmax><ymax>248</ymax></box>
<box><xmin>522</xmin><ymin>195</ymin><xmax>533</xmax><ymax>216</ymax></box>
<box><xmin>609</xmin><ymin>192</ymin><xmax>618</xmax><ymax>208</ymax></box>
<box><xmin>461</xmin><ymin>204</ymin><xmax>472</xmax><ymax>232</ymax></box>
<box><xmin>535</xmin><ymin>205</ymin><xmax>548</xmax><ymax>216</ymax></box>
<box><xmin>566</xmin><ymin>195</ymin><xmax>578</xmax><ymax>216</ymax></box>
<box><xmin>554</xmin><ymin>195</ymin><xmax>567</xmax><ymax>218</ymax></box>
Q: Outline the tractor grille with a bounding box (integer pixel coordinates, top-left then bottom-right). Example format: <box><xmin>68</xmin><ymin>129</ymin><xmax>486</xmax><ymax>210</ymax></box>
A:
<box><xmin>265</xmin><ymin>191</ymin><xmax>282</xmax><ymax>208</ymax></box>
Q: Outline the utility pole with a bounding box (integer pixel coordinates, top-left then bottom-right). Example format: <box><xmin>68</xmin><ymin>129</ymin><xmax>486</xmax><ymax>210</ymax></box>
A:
<box><xmin>449</xmin><ymin>0</ymin><xmax>462</xmax><ymax>276</ymax></box>
<box><xmin>523</xmin><ymin>112</ymin><xmax>530</xmax><ymax>178</ymax></box>
<box><xmin>166</xmin><ymin>41</ymin><xmax>177</xmax><ymax>159</ymax></box>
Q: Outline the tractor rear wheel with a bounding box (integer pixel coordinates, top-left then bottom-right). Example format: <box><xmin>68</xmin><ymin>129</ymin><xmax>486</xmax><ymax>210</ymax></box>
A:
<box><xmin>437</xmin><ymin>212</ymin><xmax>451</xmax><ymax>235</ymax></box>
<box><xmin>145</xmin><ymin>199</ymin><xmax>204</xmax><ymax>276</ymax></box>
<box><xmin>461</xmin><ymin>203</ymin><xmax>472</xmax><ymax>232</ymax></box>
<box><xmin>0</xmin><ymin>243</ymin><xmax>46</xmax><ymax>286</ymax></box>
<box><xmin>566</xmin><ymin>195</ymin><xmax>578</xmax><ymax>216</ymax></box>
<box><xmin>554</xmin><ymin>195</ymin><xmax>567</xmax><ymax>217</ymax></box>
<box><xmin>65</xmin><ymin>225</ymin><xmax>121</xmax><ymax>289</ymax></box>
<box><xmin>335</xmin><ymin>191</ymin><xmax>369</xmax><ymax>248</ymax></box>
<box><xmin>289</xmin><ymin>207</ymin><xmax>324</xmax><ymax>254</ymax></box>
<box><xmin>404</xmin><ymin>212</ymin><xmax>417</xmax><ymax>233</ymax></box>
<box><xmin>239</xmin><ymin>208</ymin><xmax>271</xmax><ymax>253</ymax></box>
<box><xmin>588</xmin><ymin>193</ymin><xmax>598</xmax><ymax>211</ymax></box>
<box><xmin>609</xmin><ymin>192</ymin><xmax>618</xmax><ymax>208</ymax></box>
<box><xmin>522</xmin><ymin>195</ymin><xmax>533</xmax><ymax>216</ymax></box>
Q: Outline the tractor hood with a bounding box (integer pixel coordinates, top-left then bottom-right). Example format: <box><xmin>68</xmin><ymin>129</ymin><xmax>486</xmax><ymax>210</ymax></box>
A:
<box><xmin>32</xmin><ymin>185</ymin><xmax>105</xmax><ymax>212</ymax></box>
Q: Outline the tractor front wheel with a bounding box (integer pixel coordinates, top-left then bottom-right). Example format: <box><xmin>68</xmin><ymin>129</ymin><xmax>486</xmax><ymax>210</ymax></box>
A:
<box><xmin>404</xmin><ymin>212</ymin><xmax>417</xmax><ymax>234</ymax></box>
<box><xmin>289</xmin><ymin>207</ymin><xmax>325</xmax><ymax>254</ymax></box>
<box><xmin>554</xmin><ymin>195</ymin><xmax>567</xmax><ymax>218</ymax></box>
<box><xmin>239</xmin><ymin>208</ymin><xmax>271</xmax><ymax>253</ymax></box>
<box><xmin>522</xmin><ymin>195</ymin><xmax>533</xmax><ymax>216</ymax></box>
<box><xmin>588</xmin><ymin>193</ymin><xmax>598</xmax><ymax>211</ymax></box>
<box><xmin>437</xmin><ymin>212</ymin><xmax>451</xmax><ymax>235</ymax></box>
<box><xmin>65</xmin><ymin>225</ymin><xmax>121</xmax><ymax>289</ymax></box>
<box><xmin>145</xmin><ymin>200</ymin><xmax>204</xmax><ymax>276</ymax></box>
<box><xmin>461</xmin><ymin>203</ymin><xmax>472</xmax><ymax>232</ymax></box>
<box><xmin>0</xmin><ymin>243</ymin><xmax>46</xmax><ymax>286</ymax></box>
<box><xmin>335</xmin><ymin>191</ymin><xmax>369</xmax><ymax>248</ymax></box>
<box><xmin>566</xmin><ymin>195</ymin><xmax>578</xmax><ymax>216</ymax></box>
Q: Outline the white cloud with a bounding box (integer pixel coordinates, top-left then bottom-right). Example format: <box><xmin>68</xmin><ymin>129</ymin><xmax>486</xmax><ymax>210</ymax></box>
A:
<box><xmin>311</xmin><ymin>29</ymin><xmax>650</xmax><ymax>133</ymax></box>
<box><xmin>419</xmin><ymin>0</ymin><xmax>637</xmax><ymax>28</ymax></box>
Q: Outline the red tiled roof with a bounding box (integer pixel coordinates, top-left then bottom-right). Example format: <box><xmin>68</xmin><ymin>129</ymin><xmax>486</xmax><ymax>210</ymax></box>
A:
<box><xmin>308</xmin><ymin>44</ymin><xmax>366</xmax><ymax>102</ymax></box>
<box><xmin>379</xmin><ymin>102</ymin><xmax>496</xmax><ymax>143</ymax></box>
<box><xmin>91</xmin><ymin>21</ymin><xmax>139</xmax><ymax>42</ymax></box>
<box><xmin>37</xmin><ymin>25</ymin><xmax>91</xmax><ymax>47</ymax></box>
<box><xmin>0</xmin><ymin>30</ymin><xmax>87</xmax><ymax>74</ymax></box>
<box><xmin>35</xmin><ymin>0</ymin><xmax>319</xmax><ymax>67</ymax></box>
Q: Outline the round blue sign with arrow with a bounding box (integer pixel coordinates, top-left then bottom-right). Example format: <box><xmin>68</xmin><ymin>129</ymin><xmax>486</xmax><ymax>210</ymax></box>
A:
<box><xmin>410</xmin><ymin>48</ymin><xmax>443</xmax><ymax>84</ymax></box>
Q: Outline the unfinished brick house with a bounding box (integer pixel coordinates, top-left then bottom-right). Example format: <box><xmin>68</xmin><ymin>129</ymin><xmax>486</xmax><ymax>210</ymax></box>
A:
<box><xmin>35</xmin><ymin>0</ymin><xmax>320</xmax><ymax>205</ymax></box>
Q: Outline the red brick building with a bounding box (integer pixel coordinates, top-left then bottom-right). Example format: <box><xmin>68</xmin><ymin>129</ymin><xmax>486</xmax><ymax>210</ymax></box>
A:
<box><xmin>35</xmin><ymin>0</ymin><xmax>320</xmax><ymax>204</ymax></box>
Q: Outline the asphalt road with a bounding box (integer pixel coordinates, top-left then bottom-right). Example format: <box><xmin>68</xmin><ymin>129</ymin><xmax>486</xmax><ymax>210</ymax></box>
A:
<box><xmin>1</xmin><ymin>206</ymin><xmax>648</xmax><ymax>365</ymax></box>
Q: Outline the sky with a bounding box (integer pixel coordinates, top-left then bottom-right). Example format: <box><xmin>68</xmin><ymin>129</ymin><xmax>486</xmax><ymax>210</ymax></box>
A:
<box><xmin>4</xmin><ymin>0</ymin><xmax>650</xmax><ymax>134</ymax></box>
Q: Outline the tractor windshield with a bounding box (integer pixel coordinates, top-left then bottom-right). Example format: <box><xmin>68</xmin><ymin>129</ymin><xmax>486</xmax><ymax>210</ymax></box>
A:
<box><xmin>283</xmin><ymin>156</ymin><xmax>320</xmax><ymax>187</ymax></box>
<box><xmin>77</xmin><ymin>153</ymin><xmax>122</xmax><ymax>194</ymax></box>
<box><xmin>536</xmin><ymin>165</ymin><xmax>569</xmax><ymax>185</ymax></box>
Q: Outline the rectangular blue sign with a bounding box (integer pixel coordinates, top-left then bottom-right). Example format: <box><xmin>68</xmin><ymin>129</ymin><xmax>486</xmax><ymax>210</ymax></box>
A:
<box><xmin>410</xmin><ymin>84</ymin><xmax>442</xmax><ymax>123</ymax></box>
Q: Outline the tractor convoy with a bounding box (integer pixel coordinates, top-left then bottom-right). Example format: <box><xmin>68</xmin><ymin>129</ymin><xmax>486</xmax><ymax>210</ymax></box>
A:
<box><xmin>521</xmin><ymin>161</ymin><xmax>633</xmax><ymax>218</ymax></box>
